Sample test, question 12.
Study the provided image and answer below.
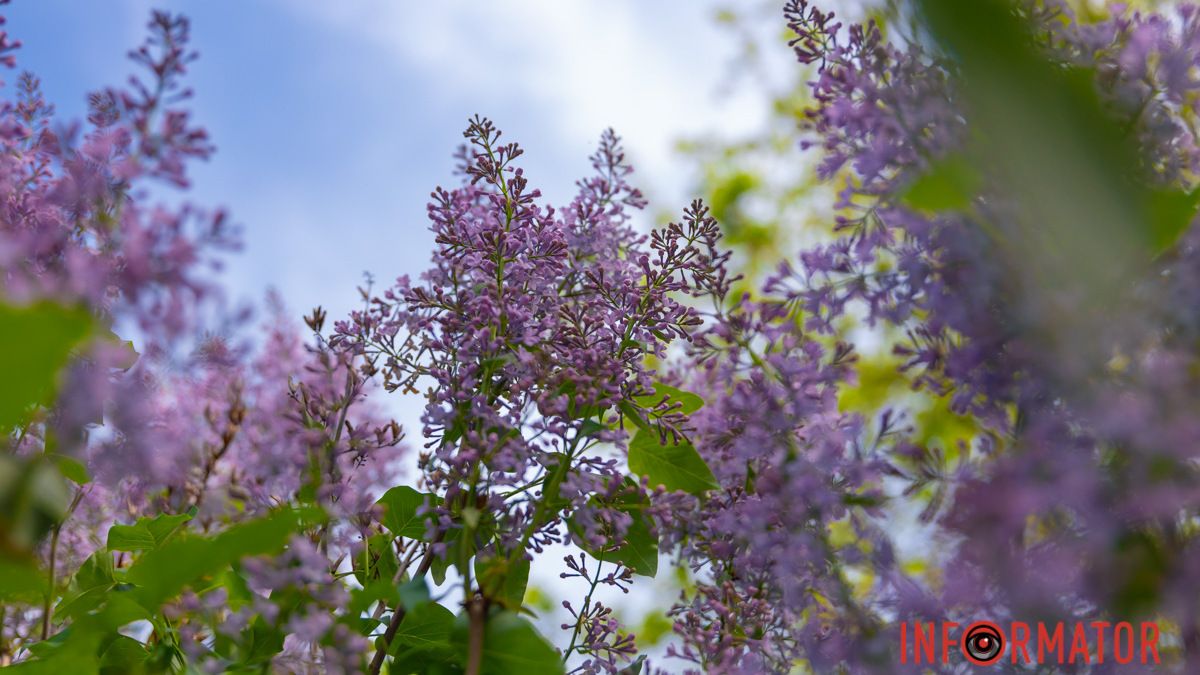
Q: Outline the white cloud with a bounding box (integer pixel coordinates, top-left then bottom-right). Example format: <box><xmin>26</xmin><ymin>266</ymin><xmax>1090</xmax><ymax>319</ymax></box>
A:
<box><xmin>274</xmin><ymin>0</ymin><xmax>772</xmax><ymax>206</ymax></box>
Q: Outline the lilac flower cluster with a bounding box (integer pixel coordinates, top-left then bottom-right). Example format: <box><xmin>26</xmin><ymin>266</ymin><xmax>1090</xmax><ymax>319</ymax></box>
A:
<box><xmin>0</xmin><ymin>9</ymin><xmax>402</xmax><ymax>671</ymax></box>
<box><xmin>336</xmin><ymin>115</ymin><xmax>732</xmax><ymax>673</ymax></box>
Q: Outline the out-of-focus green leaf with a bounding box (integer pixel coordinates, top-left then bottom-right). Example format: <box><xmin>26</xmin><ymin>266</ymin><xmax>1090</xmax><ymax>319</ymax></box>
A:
<box><xmin>0</xmin><ymin>456</ymin><xmax>72</xmax><ymax>554</ymax></box>
<box><xmin>348</xmin><ymin>579</ymin><xmax>400</xmax><ymax>618</ymax></box>
<box><xmin>126</xmin><ymin>510</ymin><xmax>297</xmax><ymax>608</ymax></box>
<box><xmin>914</xmin><ymin>0</ymin><xmax>1198</xmax><ymax>382</ymax></box>
<box><xmin>916</xmin><ymin>0</ymin><xmax>1183</xmax><ymax>268</ymax></box>
<box><xmin>106</xmin><ymin>510</ymin><xmax>194</xmax><ymax>552</ymax></box>
<box><xmin>0</xmin><ymin>558</ymin><xmax>45</xmax><ymax>602</ymax></box>
<box><xmin>1147</xmin><ymin>187</ymin><xmax>1200</xmax><ymax>255</ymax></box>
<box><xmin>397</xmin><ymin>575</ymin><xmax>432</xmax><ymax>610</ymax></box>
<box><xmin>448</xmin><ymin>611</ymin><xmax>564</xmax><ymax>675</ymax></box>
<box><xmin>0</xmin><ymin>301</ymin><xmax>93</xmax><ymax>431</ymax></box>
<box><xmin>98</xmin><ymin>635</ymin><xmax>149</xmax><ymax>675</ymax></box>
<box><xmin>628</xmin><ymin>429</ymin><xmax>718</xmax><ymax>496</ymax></box>
<box><xmin>49</xmin><ymin>454</ymin><xmax>91</xmax><ymax>485</ymax></box>
<box><xmin>900</xmin><ymin>154</ymin><xmax>981</xmax><ymax>212</ymax></box>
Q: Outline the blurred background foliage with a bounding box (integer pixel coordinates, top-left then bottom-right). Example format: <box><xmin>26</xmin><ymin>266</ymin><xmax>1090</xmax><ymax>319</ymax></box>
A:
<box><xmin>672</xmin><ymin>0</ymin><xmax>1181</xmax><ymax>617</ymax></box>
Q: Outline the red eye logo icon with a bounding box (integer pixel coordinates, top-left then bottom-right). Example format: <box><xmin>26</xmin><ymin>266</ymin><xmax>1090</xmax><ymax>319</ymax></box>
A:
<box><xmin>962</xmin><ymin>621</ymin><xmax>1004</xmax><ymax>666</ymax></box>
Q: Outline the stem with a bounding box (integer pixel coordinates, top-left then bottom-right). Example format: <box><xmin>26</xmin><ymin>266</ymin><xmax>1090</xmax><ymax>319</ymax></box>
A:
<box><xmin>41</xmin><ymin>488</ymin><xmax>84</xmax><ymax>641</ymax></box>
<box><xmin>563</xmin><ymin>558</ymin><xmax>604</xmax><ymax>662</ymax></box>
<box><xmin>465</xmin><ymin>597</ymin><xmax>487</xmax><ymax>675</ymax></box>
<box><xmin>367</xmin><ymin>534</ymin><xmax>441</xmax><ymax>675</ymax></box>
<box><xmin>40</xmin><ymin>525</ymin><xmax>60</xmax><ymax>640</ymax></box>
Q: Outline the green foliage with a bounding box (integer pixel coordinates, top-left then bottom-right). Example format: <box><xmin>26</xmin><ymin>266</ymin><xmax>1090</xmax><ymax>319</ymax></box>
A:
<box><xmin>0</xmin><ymin>456</ymin><xmax>72</xmax><ymax>556</ymax></box>
<box><xmin>106</xmin><ymin>509</ymin><xmax>196</xmax><ymax>552</ymax></box>
<box><xmin>627</xmin><ymin>430</ymin><xmax>718</xmax><ymax>496</ymax></box>
<box><xmin>627</xmin><ymin>383</ymin><xmax>717</xmax><ymax>496</ymax></box>
<box><xmin>377</xmin><ymin>486</ymin><xmax>439</xmax><ymax>540</ymax></box>
<box><xmin>15</xmin><ymin>511</ymin><xmax>303</xmax><ymax>672</ymax></box>
<box><xmin>0</xmin><ymin>301</ymin><xmax>93</xmax><ymax>431</ymax></box>
<box><xmin>634</xmin><ymin>383</ymin><xmax>705</xmax><ymax>416</ymax></box>
<box><xmin>126</xmin><ymin>509</ymin><xmax>298</xmax><ymax>608</ymax></box>
<box><xmin>450</xmin><ymin>611</ymin><xmax>564</xmax><ymax>675</ymax></box>
<box><xmin>474</xmin><ymin>554</ymin><xmax>530</xmax><ymax>609</ymax></box>
<box><xmin>49</xmin><ymin>454</ymin><xmax>90</xmax><ymax>485</ymax></box>
<box><xmin>388</xmin><ymin>601</ymin><xmax>457</xmax><ymax>667</ymax></box>
<box><xmin>899</xmin><ymin>154</ymin><xmax>981</xmax><ymax>212</ymax></box>
<box><xmin>54</xmin><ymin>550</ymin><xmax>115</xmax><ymax>622</ymax></box>
<box><xmin>0</xmin><ymin>558</ymin><xmax>46</xmax><ymax>603</ymax></box>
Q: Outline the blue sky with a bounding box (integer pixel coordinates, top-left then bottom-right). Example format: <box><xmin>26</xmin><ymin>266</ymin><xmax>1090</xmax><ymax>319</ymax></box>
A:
<box><xmin>5</xmin><ymin>0</ymin><xmax>779</xmax><ymax>324</ymax></box>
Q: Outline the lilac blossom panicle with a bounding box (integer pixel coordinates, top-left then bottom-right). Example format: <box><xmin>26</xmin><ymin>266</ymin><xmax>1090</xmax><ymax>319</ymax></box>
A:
<box><xmin>0</xmin><ymin>7</ymin><xmax>403</xmax><ymax>673</ymax></box>
<box><xmin>335</xmin><ymin>115</ymin><xmax>733</xmax><ymax>673</ymax></box>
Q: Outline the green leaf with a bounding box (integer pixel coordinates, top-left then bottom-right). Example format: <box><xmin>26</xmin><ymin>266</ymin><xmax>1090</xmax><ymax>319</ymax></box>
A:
<box><xmin>1147</xmin><ymin>187</ymin><xmax>1200</xmax><ymax>255</ymax></box>
<box><xmin>634</xmin><ymin>383</ymin><xmax>705</xmax><ymax>415</ymax></box>
<box><xmin>126</xmin><ymin>510</ymin><xmax>297</xmax><ymax>608</ymax></box>
<box><xmin>55</xmin><ymin>550</ymin><xmax>116</xmax><ymax>621</ymax></box>
<box><xmin>617</xmin><ymin>400</ymin><xmax>650</xmax><ymax>431</ymax></box>
<box><xmin>627</xmin><ymin>428</ymin><xmax>719</xmax><ymax>496</ymax></box>
<box><xmin>353</xmin><ymin>533</ymin><xmax>399</xmax><ymax>585</ymax></box>
<box><xmin>233</xmin><ymin>619</ymin><xmax>286</xmax><ymax>668</ymax></box>
<box><xmin>569</xmin><ymin>480</ymin><xmax>659</xmax><ymax>577</ymax></box>
<box><xmin>0</xmin><ymin>301</ymin><xmax>93</xmax><ymax>431</ymax></box>
<box><xmin>106</xmin><ymin>511</ymin><xmax>194</xmax><ymax>552</ymax></box>
<box><xmin>0</xmin><ymin>456</ymin><xmax>72</xmax><ymax>553</ymax></box>
<box><xmin>16</xmin><ymin>592</ymin><xmax>150</xmax><ymax>674</ymax></box>
<box><xmin>397</xmin><ymin>575</ymin><xmax>433</xmax><ymax>610</ymax></box>
<box><xmin>899</xmin><ymin>154</ymin><xmax>981</xmax><ymax>212</ymax></box>
<box><xmin>391</xmin><ymin>601</ymin><xmax>455</xmax><ymax>653</ymax></box>
<box><xmin>428</xmin><ymin>527</ymin><xmax>468</xmax><ymax>586</ymax></box>
<box><xmin>450</xmin><ymin>611</ymin><xmax>564</xmax><ymax>675</ymax></box>
<box><xmin>377</xmin><ymin>486</ymin><xmax>438</xmax><ymax>540</ymax></box>
<box><xmin>388</xmin><ymin>600</ymin><xmax>461</xmax><ymax>673</ymax></box>
<box><xmin>0</xmin><ymin>559</ymin><xmax>45</xmax><ymax>602</ymax></box>
<box><xmin>49</xmin><ymin>455</ymin><xmax>91</xmax><ymax>485</ymax></box>
<box><xmin>576</xmin><ymin>419</ymin><xmax>608</xmax><ymax>438</ymax></box>
<box><xmin>540</xmin><ymin>453</ymin><xmax>572</xmax><ymax>513</ymax></box>
<box><xmin>474</xmin><ymin>555</ymin><xmax>530</xmax><ymax>609</ymax></box>
<box><xmin>348</xmin><ymin>579</ymin><xmax>401</xmax><ymax>618</ymax></box>
<box><xmin>98</xmin><ymin>635</ymin><xmax>148</xmax><ymax>675</ymax></box>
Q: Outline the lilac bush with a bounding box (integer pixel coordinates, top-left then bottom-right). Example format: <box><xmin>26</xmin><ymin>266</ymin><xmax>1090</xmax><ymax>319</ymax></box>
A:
<box><xmin>0</xmin><ymin>9</ymin><xmax>401</xmax><ymax>673</ymax></box>
<box><xmin>652</xmin><ymin>0</ymin><xmax>1200</xmax><ymax>671</ymax></box>
<box><xmin>5</xmin><ymin>0</ymin><xmax>1200</xmax><ymax>673</ymax></box>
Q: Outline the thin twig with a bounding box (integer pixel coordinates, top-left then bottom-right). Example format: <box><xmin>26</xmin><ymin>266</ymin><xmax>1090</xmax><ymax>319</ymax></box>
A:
<box><xmin>367</xmin><ymin>534</ymin><xmax>441</xmax><ymax>675</ymax></box>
